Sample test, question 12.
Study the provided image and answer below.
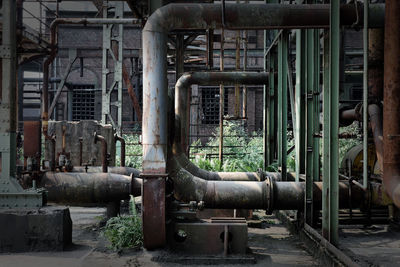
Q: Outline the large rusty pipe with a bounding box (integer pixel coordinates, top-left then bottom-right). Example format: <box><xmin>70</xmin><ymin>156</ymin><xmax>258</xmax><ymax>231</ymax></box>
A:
<box><xmin>94</xmin><ymin>132</ymin><xmax>108</xmax><ymax>173</ymax></box>
<box><xmin>41</xmin><ymin>172</ymin><xmax>142</xmax><ymax>204</ymax></box>
<box><xmin>114</xmin><ymin>134</ymin><xmax>126</xmax><ymax>167</ymax></box>
<box><xmin>142</xmin><ymin>3</ymin><xmax>384</xmax><ymax>173</ymax></box>
<box><xmin>170</xmin><ymin>165</ymin><xmax>366</xmax><ymax>212</ymax></box>
<box><xmin>383</xmin><ymin>0</ymin><xmax>400</xmax><ymax>208</ymax></box>
<box><xmin>71</xmin><ymin>166</ymin><xmax>141</xmax><ymax>177</ymax></box>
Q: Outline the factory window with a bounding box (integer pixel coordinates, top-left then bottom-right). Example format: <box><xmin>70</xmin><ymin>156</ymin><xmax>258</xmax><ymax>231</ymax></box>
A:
<box><xmin>72</xmin><ymin>84</ymin><xmax>95</xmax><ymax>121</ymax></box>
<box><xmin>201</xmin><ymin>86</ymin><xmax>228</xmax><ymax>125</ymax></box>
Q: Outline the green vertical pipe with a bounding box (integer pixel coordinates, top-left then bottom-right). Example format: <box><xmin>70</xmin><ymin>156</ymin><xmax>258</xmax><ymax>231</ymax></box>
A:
<box><xmin>295</xmin><ymin>29</ymin><xmax>306</xmax><ymax>182</ymax></box>
<box><xmin>263</xmin><ymin>26</ymin><xmax>269</xmax><ymax>170</ymax></box>
<box><xmin>323</xmin><ymin>0</ymin><xmax>340</xmax><ymax>245</ymax></box>
<box><xmin>363</xmin><ymin>0</ymin><xmax>369</xmax><ymax>189</ymax></box>
<box><xmin>313</xmin><ymin>29</ymin><xmax>321</xmax><ymax>183</ymax></box>
<box><xmin>278</xmin><ymin>32</ymin><xmax>288</xmax><ymax>180</ymax></box>
<box><xmin>322</xmin><ymin>30</ymin><xmax>330</xmax><ymax>243</ymax></box>
<box><xmin>305</xmin><ymin>26</ymin><xmax>315</xmax><ymax>225</ymax></box>
<box><xmin>270</xmin><ymin>51</ymin><xmax>276</xmax><ymax>164</ymax></box>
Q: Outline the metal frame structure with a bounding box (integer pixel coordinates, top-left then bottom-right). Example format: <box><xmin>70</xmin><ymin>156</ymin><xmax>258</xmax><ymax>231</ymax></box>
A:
<box><xmin>101</xmin><ymin>1</ymin><xmax>124</xmax><ymax>134</ymax></box>
<box><xmin>0</xmin><ymin>0</ymin><xmax>44</xmax><ymax>209</ymax></box>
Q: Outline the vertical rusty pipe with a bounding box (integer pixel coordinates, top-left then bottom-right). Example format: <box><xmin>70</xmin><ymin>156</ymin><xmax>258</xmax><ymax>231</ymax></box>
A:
<box><xmin>62</xmin><ymin>125</ymin><xmax>66</xmax><ymax>153</ymax></box>
<box><xmin>368</xmin><ymin>28</ymin><xmax>384</xmax><ymax>101</ymax></box>
<box><xmin>114</xmin><ymin>134</ymin><xmax>126</xmax><ymax>167</ymax></box>
<box><xmin>79</xmin><ymin>137</ymin><xmax>83</xmax><ymax>166</ymax></box>
<box><xmin>94</xmin><ymin>132</ymin><xmax>108</xmax><ymax>173</ymax></box>
<box><xmin>368</xmin><ymin>104</ymin><xmax>383</xmax><ymax>172</ymax></box>
<box><xmin>383</xmin><ymin>0</ymin><xmax>400</xmax><ymax>208</ymax></box>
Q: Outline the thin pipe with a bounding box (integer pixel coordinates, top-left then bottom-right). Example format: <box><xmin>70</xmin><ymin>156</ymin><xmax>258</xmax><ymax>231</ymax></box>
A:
<box><xmin>219</xmin><ymin>29</ymin><xmax>225</xmax><ymax>166</ymax></box>
<box><xmin>363</xmin><ymin>0</ymin><xmax>369</xmax><ymax>189</ymax></box>
<box><xmin>94</xmin><ymin>132</ymin><xmax>108</xmax><ymax>173</ymax></box>
<box><xmin>114</xmin><ymin>134</ymin><xmax>126</xmax><ymax>167</ymax></box>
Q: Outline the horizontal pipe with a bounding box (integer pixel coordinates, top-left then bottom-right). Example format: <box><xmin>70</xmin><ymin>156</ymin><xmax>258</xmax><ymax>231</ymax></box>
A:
<box><xmin>71</xmin><ymin>166</ymin><xmax>140</xmax><ymax>177</ymax></box>
<box><xmin>41</xmin><ymin>172</ymin><xmax>142</xmax><ymax>204</ymax></box>
<box><xmin>170</xmin><ymin>165</ymin><xmax>367</xmax><ymax>212</ymax></box>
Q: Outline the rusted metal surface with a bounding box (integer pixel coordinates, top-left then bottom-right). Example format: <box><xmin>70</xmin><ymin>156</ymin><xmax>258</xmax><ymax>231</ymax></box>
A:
<box><xmin>23</xmin><ymin>121</ymin><xmax>41</xmax><ymax>158</ymax></box>
<box><xmin>41</xmin><ymin>172</ymin><xmax>142</xmax><ymax>204</ymax></box>
<box><xmin>142</xmin><ymin>177</ymin><xmax>166</xmax><ymax>249</ymax></box>
<box><xmin>368</xmin><ymin>28</ymin><xmax>384</xmax><ymax>101</ymax></box>
<box><xmin>112</xmin><ymin>42</ymin><xmax>143</xmax><ymax>122</ymax></box>
<box><xmin>368</xmin><ymin>104</ymin><xmax>383</xmax><ymax>171</ymax></box>
<box><xmin>172</xmin><ymin>152</ymin><xmax>270</xmax><ymax>181</ymax></box>
<box><xmin>94</xmin><ymin>132</ymin><xmax>108</xmax><ymax>173</ymax></box>
<box><xmin>71</xmin><ymin>166</ymin><xmax>141</xmax><ymax>177</ymax></box>
<box><xmin>383</xmin><ymin>0</ymin><xmax>400</xmax><ymax>208</ymax></box>
<box><xmin>170</xmin><ymin>164</ymin><xmax>373</xmax><ymax>212</ymax></box>
<box><xmin>114</xmin><ymin>134</ymin><xmax>126</xmax><ymax>167</ymax></box>
<box><xmin>167</xmin><ymin>220</ymin><xmax>247</xmax><ymax>255</ymax></box>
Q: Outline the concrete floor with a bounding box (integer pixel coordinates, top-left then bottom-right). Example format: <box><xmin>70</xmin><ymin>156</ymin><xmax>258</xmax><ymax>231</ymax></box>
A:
<box><xmin>0</xmin><ymin>207</ymin><xmax>318</xmax><ymax>267</ymax></box>
<box><xmin>339</xmin><ymin>224</ymin><xmax>400</xmax><ymax>266</ymax></box>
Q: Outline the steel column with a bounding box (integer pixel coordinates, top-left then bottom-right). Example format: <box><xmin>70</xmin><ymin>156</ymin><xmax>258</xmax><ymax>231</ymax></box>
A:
<box><xmin>101</xmin><ymin>1</ymin><xmax>124</xmax><ymax>134</ymax></box>
<box><xmin>277</xmin><ymin>32</ymin><xmax>288</xmax><ymax>180</ymax></box>
<box><xmin>362</xmin><ymin>0</ymin><xmax>369</xmax><ymax>189</ymax></box>
<box><xmin>322</xmin><ymin>0</ymin><xmax>340</xmax><ymax>245</ymax></box>
<box><xmin>0</xmin><ymin>0</ymin><xmax>44</xmax><ymax>208</ymax></box>
<box><xmin>305</xmin><ymin>25</ymin><xmax>315</xmax><ymax>225</ymax></box>
<box><xmin>295</xmin><ymin>29</ymin><xmax>306</xmax><ymax>182</ymax></box>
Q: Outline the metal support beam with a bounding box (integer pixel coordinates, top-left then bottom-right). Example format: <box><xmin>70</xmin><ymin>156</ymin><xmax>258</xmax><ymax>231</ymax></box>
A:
<box><xmin>277</xmin><ymin>31</ymin><xmax>288</xmax><ymax>180</ymax></box>
<box><xmin>48</xmin><ymin>49</ymin><xmax>77</xmax><ymax>118</ymax></box>
<box><xmin>0</xmin><ymin>0</ymin><xmax>44</xmax><ymax>208</ymax></box>
<box><xmin>363</xmin><ymin>0</ymin><xmax>369</xmax><ymax>189</ymax></box>
<box><xmin>322</xmin><ymin>0</ymin><xmax>340</xmax><ymax>245</ymax></box>
<box><xmin>101</xmin><ymin>1</ymin><xmax>124</xmax><ymax>134</ymax></box>
<box><xmin>295</xmin><ymin>29</ymin><xmax>306</xmax><ymax>182</ymax></box>
<box><xmin>305</xmin><ymin>26</ymin><xmax>315</xmax><ymax>225</ymax></box>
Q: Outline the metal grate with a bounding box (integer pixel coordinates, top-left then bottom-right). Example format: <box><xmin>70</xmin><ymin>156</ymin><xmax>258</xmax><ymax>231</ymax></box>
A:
<box><xmin>72</xmin><ymin>84</ymin><xmax>95</xmax><ymax>121</ymax></box>
<box><xmin>201</xmin><ymin>86</ymin><xmax>228</xmax><ymax>124</ymax></box>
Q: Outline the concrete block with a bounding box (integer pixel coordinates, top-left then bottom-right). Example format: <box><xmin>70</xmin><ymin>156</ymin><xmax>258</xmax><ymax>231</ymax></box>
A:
<box><xmin>0</xmin><ymin>206</ymin><xmax>72</xmax><ymax>252</ymax></box>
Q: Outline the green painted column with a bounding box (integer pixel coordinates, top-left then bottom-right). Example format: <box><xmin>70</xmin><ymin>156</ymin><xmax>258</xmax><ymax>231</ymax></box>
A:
<box><xmin>313</xmin><ymin>29</ymin><xmax>321</xmax><ymax>184</ymax></box>
<box><xmin>295</xmin><ymin>29</ymin><xmax>306</xmax><ymax>182</ymax></box>
<box><xmin>305</xmin><ymin>27</ymin><xmax>315</xmax><ymax>225</ymax></box>
<box><xmin>322</xmin><ymin>0</ymin><xmax>340</xmax><ymax>245</ymax></box>
<box><xmin>277</xmin><ymin>32</ymin><xmax>288</xmax><ymax>180</ymax></box>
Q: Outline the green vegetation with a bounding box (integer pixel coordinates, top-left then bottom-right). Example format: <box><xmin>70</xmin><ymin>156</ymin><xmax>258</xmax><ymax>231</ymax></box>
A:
<box><xmin>102</xmin><ymin>196</ymin><xmax>143</xmax><ymax>251</ymax></box>
<box><xmin>118</xmin><ymin>134</ymin><xmax>142</xmax><ymax>170</ymax></box>
<box><xmin>190</xmin><ymin>121</ymin><xmax>294</xmax><ymax>172</ymax></box>
<box><xmin>338</xmin><ymin>122</ymin><xmax>361</xmax><ymax>164</ymax></box>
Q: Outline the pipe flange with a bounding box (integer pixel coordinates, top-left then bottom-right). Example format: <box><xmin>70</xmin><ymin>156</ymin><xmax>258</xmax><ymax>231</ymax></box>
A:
<box><xmin>263</xmin><ymin>177</ymin><xmax>274</xmax><ymax>214</ymax></box>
